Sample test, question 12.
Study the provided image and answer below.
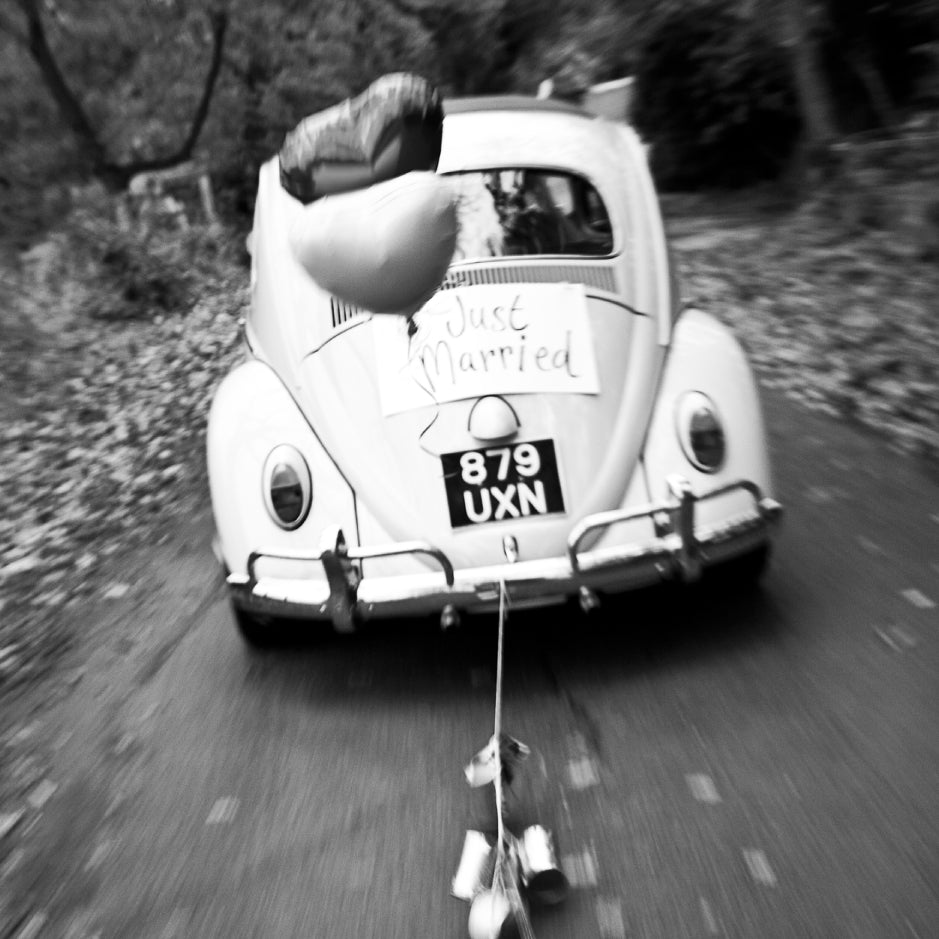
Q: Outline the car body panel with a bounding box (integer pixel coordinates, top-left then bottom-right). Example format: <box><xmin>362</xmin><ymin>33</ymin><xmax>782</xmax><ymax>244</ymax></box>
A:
<box><xmin>209</xmin><ymin>94</ymin><xmax>781</xmax><ymax>631</ymax></box>
<box><xmin>293</xmin><ymin>298</ymin><xmax>663</xmax><ymax>568</ymax></box>
<box><xmin>207</xmin><ymin>359</ymin><xmax>357</xmax><ymax>582</ymax></box>
<box><xmin>438</xmin><ymin>110</ymin><xmax>674</xmax><ymax>343</ymax></box>
<box><xmin>642</xmin><ymin>307</ymin><xmax>774</xmax><ymax>526</ymax></box>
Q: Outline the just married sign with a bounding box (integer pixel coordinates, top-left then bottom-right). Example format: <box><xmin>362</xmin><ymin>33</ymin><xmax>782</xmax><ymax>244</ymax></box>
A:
<box><xmin>373</xmin><ymin>283</ymin><xmax>600</xmax><ymax>415</ymax></box>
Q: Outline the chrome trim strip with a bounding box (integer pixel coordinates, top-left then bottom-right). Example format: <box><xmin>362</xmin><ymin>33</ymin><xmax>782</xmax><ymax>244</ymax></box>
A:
<box><xmin>348</xmin><ymin>541</ymin><xmax>455</xmax><ymax>586</ymax></box>
<box><xmin>246</xmin><ymin>534</ymin><xmax>454</xmax><ymax>589</ymax></box>
<box><xmin>568</xmin><ymin>477</ymin><xmax>780</xmax><ymax>581</ymax></box>
<box><xmin>245</xmin><ymin>525</ymin><xmax>455</xmax><ymax>633</ymax></box>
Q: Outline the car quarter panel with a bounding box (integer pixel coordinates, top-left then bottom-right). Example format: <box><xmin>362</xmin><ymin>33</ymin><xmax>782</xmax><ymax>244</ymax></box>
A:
<box><xmin>245</xmin><ymin>161</ymin><xmax>339</xmax><ymax>386</ymax></box>
<box><xmin>207</xmin><ymin>359</ymin><xmax>358</xmax><ymax>580</ymax></box>
<box><xmin>642</xmin><ymin>307</ymin><xmax>775</xmax><ymax>529</ymax></box>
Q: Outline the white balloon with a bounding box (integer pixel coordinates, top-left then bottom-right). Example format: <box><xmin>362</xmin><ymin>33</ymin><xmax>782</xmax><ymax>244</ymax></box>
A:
<box><xmin>289</xmin><ymin>171</ymin><xmax>457</xmax><ymax>315</ymax></box>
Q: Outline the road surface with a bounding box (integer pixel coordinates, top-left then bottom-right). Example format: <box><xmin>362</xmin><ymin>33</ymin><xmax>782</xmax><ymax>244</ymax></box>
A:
<box><xmin>1</xmin><ymin>388</ymin><xmax>937</xmax><ymax>939</ymax></box>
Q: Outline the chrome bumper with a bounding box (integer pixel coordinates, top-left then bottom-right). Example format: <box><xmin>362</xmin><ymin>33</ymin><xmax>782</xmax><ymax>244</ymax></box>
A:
<box><xmin>228</xmin><ymin>476</ymin><xmax>782</xmax><ymax>631</ymax></box>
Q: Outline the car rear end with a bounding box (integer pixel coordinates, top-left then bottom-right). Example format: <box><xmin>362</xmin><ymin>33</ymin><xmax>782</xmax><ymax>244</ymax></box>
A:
<box><xmin>213</xmin><ymin>97</ymin><xmax>781</xmax><ymax>635</ymax></box>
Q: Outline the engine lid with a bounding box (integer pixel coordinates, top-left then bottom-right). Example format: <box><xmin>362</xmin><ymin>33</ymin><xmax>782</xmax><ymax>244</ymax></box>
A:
<box><xmin>297</xmin><ymin>280</ymin><xmax>662</xmax><ymax>569</ymax></box>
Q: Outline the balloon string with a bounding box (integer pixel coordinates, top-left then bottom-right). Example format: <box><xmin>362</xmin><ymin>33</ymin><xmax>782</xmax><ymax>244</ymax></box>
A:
<box><xmin>404</xmin><ymin>318</ymin><xmax>445</xmax><ymax>458</ymax></box>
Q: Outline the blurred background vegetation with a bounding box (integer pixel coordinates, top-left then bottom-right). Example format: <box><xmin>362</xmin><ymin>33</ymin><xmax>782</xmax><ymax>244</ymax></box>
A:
<box><xmin>2</xmin><ymin>0</ymin><xmax>938</xmax><ymax>236</ymax></box>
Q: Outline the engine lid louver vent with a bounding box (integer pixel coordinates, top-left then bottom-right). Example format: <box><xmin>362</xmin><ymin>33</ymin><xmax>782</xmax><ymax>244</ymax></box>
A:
<box><xmin>439</xmin><ymin>262</ymin><xmax>618</xmax><ymax>294</ymax></box>
<box><xmin>330</xmin><ymin>297</ymin><xmax>367</xmax><ymax>329</ymax></box>
<box><xmin>329</xmin><ymin>262</ymin><xmax>618</xmax><ymax>329</ymax></box>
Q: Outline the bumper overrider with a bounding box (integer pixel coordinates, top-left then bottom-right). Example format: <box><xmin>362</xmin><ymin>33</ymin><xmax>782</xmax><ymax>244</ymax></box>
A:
<box><xmin>227</xmin><ymin>476</ymin><xmax>782</xmax><ymax>632</ymax></box>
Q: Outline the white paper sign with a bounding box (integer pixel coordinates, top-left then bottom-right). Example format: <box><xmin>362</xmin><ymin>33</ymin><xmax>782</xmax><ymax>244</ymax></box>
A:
<box><xmin>374</xmin><ymin>283</ymin><xmax>600</xmax><ymax>415</ymax></box>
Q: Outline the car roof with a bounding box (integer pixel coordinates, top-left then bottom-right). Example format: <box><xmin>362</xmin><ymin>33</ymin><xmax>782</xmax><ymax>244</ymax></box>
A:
<box><xmin>443</xmin><ymin>95</ymin><xmax>592</xmax><ymax>119</ymax></box>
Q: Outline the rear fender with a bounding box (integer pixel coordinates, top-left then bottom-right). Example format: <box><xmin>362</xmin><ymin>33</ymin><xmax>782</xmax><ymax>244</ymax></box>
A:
<box><xmin>207</xmin><ymin>359</ymin><xmax>357</xmax><ymax>578</ymax></box>
<box><xmin>642</xmin><ymin>308</ymin><xmax>774</xmax><ymax>528</ymax></box>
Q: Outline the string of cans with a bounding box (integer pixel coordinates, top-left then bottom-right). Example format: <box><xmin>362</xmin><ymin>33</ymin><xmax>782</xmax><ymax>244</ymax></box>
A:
<box><xmin>451</xmin><ymin>559</ymin><xmax>569</xmax><ymax>939</ymax></box>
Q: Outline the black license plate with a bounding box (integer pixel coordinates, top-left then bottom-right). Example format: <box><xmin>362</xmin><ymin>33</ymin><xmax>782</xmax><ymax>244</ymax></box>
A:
<box><xmin>441</xmin><ymin>439</ymin><xmax>565</xmax><ymax>528</ymax></box>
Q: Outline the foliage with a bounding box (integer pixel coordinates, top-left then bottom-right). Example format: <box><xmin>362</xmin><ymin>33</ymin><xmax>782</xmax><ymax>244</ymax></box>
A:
<box><xmin>208</xmin><ymin>0</ymin><xmax>606</xmax><ymax>211</ymax></box>
<box><xmin>821</xmin><ymin>0</ymin><xmax>939</xmax><ymax>128</ymax></box>
<box><xmin>73</xmin><ymin>188</ymin><xmax>238</xmax><ymax>321</ymax></box>
<box><xmin>0</xmin><ymin>31</ymin><xmax>78</xmax><ymax>244</ymax></box>
<box><xmin>1</xmin><ymin>0</ymin><xmax>227</xmax><ymax>191</ymax></box>
<box><xmin>209</xmin><ymin>0</ymin><xmax>436</xmax><ymax>212</ymax></box>
<box><xmin>2</xmin><ymin>0</ymin><xmax>642</xmax><ymax>222</ymax></box>
<box><xmin>631</xmin><ymin>0</ymin><xmax>801</xmax><ymax>189</ymax></box>
<box><xmin>3</xmin><ymin>0</ymin><xmax>939</xmax><ymax>227</ymax></box>
<box><xmin>496</xmin><ymin>0</ymin><xmax>627</xmax><ymax>96</ymax></box>
<box><xmin>11</xmin><ymin>184</ymin><xmax>240</xmax><ymax>327</ymax></box>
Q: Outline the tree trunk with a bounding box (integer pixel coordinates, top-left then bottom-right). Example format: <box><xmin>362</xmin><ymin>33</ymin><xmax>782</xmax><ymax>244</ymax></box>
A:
<box><xmin>780</xmin><ymin>0</ymin><xmax>840</xmax><ymax>149</ymax></box>
<box><xmin>18</xmin><ymin>0</ymin><xmax>119</xmax><ymax>185</ymax></box>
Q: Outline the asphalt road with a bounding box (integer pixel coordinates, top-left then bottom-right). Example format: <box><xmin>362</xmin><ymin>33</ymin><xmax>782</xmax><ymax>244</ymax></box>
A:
<box><xmin>2</xmin><ymin>387</ymin><xmax>938</xmax><ymax>939</ymax></box>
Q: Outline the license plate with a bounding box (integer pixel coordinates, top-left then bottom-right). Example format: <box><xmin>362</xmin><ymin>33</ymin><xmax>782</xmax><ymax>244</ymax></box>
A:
<box><xmin>441</xmin><ymin>439</ymin><xmax>565</xmax><ymax>528</ymax></box>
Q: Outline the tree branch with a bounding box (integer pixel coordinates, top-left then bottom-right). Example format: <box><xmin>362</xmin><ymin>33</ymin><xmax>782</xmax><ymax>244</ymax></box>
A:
<box><xmin>17</xmin><ymin>1</ymin><xmax>229</xmax><ymax>190</ymax></box>
<box><xmin>114</xmin><ymin>7</ymin><xmax>228</xmax><ymax>182</ymax></box>
<box><xmin>780</xmin><ymin>0</ymin><xmax>839</xmax><ymax>147</ymax></box>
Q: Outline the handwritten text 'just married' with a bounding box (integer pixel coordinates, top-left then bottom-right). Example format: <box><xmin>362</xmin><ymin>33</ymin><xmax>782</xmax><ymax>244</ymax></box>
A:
<box><xmin>407</xmin><ymin>291</ymin><xmax>587</xmax><ymax>397</ymax></box>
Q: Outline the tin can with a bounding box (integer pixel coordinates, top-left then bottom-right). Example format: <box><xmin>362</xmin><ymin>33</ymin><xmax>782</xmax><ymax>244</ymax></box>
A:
<box><xmin>518</xmin><ymin>825</ymin><xmax>569</xmax><ymax>906</ymax></box>
<box><xmin>452</xmin><ymin>830</ymin><xmax>495</xmax><ymax>901</ymax></box>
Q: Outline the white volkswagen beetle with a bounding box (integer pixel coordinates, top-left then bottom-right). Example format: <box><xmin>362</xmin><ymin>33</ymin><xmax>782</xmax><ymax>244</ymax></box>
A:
<box><xmin>208</xmin><ymin>81</ymin><xmax>782</xmax><ymax>645</ymax></box>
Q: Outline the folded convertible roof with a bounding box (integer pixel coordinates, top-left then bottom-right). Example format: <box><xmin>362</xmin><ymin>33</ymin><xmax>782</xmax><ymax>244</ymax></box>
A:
<box><xmin>443</xmin><ymin>96</ymin><xmax>591</xmax><ymax>117</ymax></box>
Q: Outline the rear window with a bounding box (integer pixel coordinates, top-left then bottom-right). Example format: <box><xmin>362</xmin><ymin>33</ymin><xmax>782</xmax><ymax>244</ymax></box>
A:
<box><xmin>447</xmin><ymin>169</ymin><xmax>613</xmax><ymax>261</ymax></box>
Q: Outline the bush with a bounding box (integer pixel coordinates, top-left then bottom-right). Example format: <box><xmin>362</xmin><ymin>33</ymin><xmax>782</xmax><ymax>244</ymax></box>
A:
<box><xmin>62</xmin><ymin>184</ymin><xmax>240</xmax><ymax>322</ymax></box>
<box><xmin>7</xmin><ymin>182</ymin><xmax>244</xmax><ymax>341</ymax></box>
<box><xmin>632</xmin><ymin>0</ymin><xmax>800</xmax><ymax>190</ymax></box>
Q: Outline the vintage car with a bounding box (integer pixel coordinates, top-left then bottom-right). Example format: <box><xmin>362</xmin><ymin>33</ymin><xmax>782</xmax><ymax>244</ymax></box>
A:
<box><xmin>207</xmin><ymin>79</ymin><xmax>782</xmax><ymax>645</ymax></box>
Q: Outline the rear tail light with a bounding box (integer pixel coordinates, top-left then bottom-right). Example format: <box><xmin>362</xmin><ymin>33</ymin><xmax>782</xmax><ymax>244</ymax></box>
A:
<box><xmin>263</xmin><ymin>445</ymin><xmax>312</xmax><ymax>529</ymax></box>
<box><xmin>676</xmin><ymin>392</ymin><xmax>725</xmax><ymax>473</ymax></box>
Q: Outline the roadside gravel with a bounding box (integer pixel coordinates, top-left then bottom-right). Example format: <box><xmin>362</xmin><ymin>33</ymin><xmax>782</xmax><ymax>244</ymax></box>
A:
<box><xmin>0</xmin><ymin>269</ymin><xmax>247</xmax><ymax>693</ymax></box>
<box><xmin>665</xmin><ymin>196</ymin><xmax>939</xmax><ymax>471</ymax></box>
